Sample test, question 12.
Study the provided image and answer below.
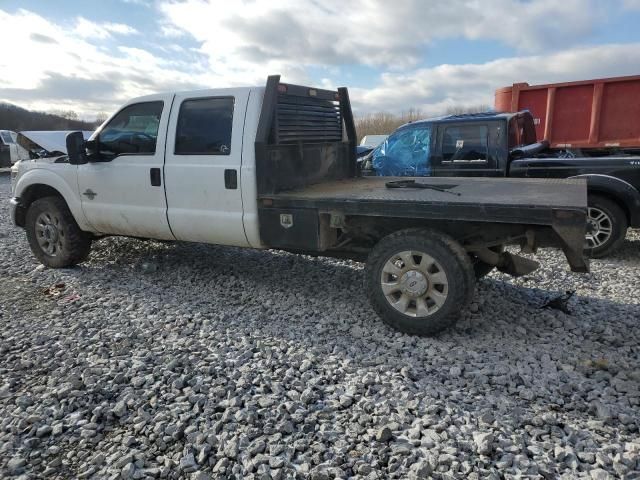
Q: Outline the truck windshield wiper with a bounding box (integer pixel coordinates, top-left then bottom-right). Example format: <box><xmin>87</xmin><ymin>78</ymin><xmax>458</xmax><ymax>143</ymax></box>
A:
<box><xmin>385</xmin><ymin>179</ymin><xmax>461</xmax><ymax>196</ymax></box>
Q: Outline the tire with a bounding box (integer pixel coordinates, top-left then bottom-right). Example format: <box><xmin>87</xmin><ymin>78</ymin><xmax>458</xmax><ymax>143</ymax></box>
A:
<box><xmin>25</xmin><ymin>196</ymin><xmax>92</xmax><ymax>268</ymax></box>
<box><xmin>586</xmin><ymin>194</ymin><xmax>627</xmax><ymax>258</ymax></box>
<box><xmin>365</xmin><ymin>229</ymin><xmax>475</xmax><ymax>336</ymax></box>
<box><xmin>470</xmin><ymin>245</ymin><xmax>504</xmax><ymax>279</ymax></box>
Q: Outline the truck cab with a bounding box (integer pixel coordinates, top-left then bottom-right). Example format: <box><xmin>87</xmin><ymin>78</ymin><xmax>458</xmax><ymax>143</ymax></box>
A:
<box><xmin>12</xmin><ymin>88</ymin><xmax>264</xmax><ymax>248</ymax></box>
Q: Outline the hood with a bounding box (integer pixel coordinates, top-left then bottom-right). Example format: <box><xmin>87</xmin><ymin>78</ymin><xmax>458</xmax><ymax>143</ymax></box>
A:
<box><xmin>18</xmin><ymin>130</ymin><xmax>93</xmax><ymax>156</ymax></box>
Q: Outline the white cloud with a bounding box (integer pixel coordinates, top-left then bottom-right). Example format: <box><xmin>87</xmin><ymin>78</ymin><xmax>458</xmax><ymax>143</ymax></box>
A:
<box><xmin>0</xmin><ymin>9</ymin><xmax>197</xmax><ymax>118</ymax></box>
<box><xmin>0</xmin><ymin>3</ymin><xmax>635</xmax><ymax>121</ymax></box>
<box><xmin>159</xmin><ymin>0</ymin><xmax>601</xmax><ymax>71</ymax></box>
<box><xmin>160</xmin><ymin>23</ymin><xmax>187</xmax><ymax>38</ymax></box>
<box><xmin>74</xmin><ymin>17</ymin><xmax>139</xmax><ymax>40</ymax></box>
<box><xmin>350</xmin><ymin>43</ymin><xmax>640</xmax><ymax>115</ymax></box>
<box><xmin>121</xmin><ymin>0</ymin><xmax>152</xmax><ymax>6</ymax></box>
<box><xmin>623</xmin><ymin>0</ymin><xmax>640</xmax><ymax>9</ymax></box>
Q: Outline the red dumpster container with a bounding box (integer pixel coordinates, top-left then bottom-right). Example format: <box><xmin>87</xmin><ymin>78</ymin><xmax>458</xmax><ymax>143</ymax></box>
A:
<box><xmin>495</xmin><ymin>74</ymin><xmax>640</xmax><ymax>150</ymax></box>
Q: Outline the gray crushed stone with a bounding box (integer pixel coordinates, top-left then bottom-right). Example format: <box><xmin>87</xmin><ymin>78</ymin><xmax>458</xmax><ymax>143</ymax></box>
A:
<box><xmin>0</xmin><ymin>173</ymin><xmax>639</xmax><ymax>479</ymax></box>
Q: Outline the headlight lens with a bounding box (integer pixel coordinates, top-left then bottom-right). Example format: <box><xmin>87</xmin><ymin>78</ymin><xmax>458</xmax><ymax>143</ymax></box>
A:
<box><xmin>10</xmin><ymin>161</ymin><xmax>20</xmax><ymax>194</ymax></box>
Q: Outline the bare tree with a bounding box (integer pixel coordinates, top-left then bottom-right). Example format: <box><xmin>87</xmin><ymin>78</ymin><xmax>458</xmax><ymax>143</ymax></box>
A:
<box><xmin>0</xmin><ymin>103</ymin><xmax>96</xmax><ymax>131</ymax></box>
<box><xmin>50</xmin><ymin>110</ymin><xmax>79</xmax><ymax>121</ymax></box>
<box><xmin>444</xmin><ymin>104</ymin><xmax>491</xmax><ymax>115</ymax></box>
<box><xmin>95</xmin><ymin>112</ymin><xmax>109</xmax><ymax>125</ymax></box>
<box><xmin>355</xmin><ymin>109</ymin><xmax>424</xmax><ymax>143</ymax></box>
<box><xmin>355</xmin><ymin>105</ymin><xmax>492</xmax><ymax>143</ymax></box>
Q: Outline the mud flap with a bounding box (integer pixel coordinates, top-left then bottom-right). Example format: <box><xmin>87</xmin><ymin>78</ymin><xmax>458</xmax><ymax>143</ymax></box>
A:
<box><xmin>552</xmin><ymin>209</ymin><xmax>590</xmax><ymax>273</ymax></box>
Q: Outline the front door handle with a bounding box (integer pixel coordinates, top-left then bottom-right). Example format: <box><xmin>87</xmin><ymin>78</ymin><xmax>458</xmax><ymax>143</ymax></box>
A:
<box><xmin>150</xmin><ymin>168</ymin><xmax>161</xmax><ymax>186</ymax></box>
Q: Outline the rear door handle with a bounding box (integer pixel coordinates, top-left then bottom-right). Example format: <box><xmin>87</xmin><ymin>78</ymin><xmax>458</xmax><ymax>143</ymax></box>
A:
<box><xmin>224</xmin><ymin>169</ymin><xmax>237</xmax><ymax>189</ymax></box>
<box><xmin>150</xmin><ymin>168</ymin><xmax>161</xmax><ymax>186</ymax></box>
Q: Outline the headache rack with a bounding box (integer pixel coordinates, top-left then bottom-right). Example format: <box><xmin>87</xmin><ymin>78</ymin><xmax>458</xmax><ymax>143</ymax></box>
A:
<box><xmin>276</xmin><ymin>85</ymin><xmax>343</xmax><ymax>144</ymax></box>
<box><xmin>255</xmin><ymin>75</ymin><xmax>357</xmax><ymax>195</ymax></box>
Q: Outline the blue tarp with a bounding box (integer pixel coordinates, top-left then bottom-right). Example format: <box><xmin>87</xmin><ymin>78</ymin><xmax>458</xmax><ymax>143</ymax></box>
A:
<box><xmin>372</xmin><ymin>124</ymin><xmax>432</xmax><ymax>176</ymax></box>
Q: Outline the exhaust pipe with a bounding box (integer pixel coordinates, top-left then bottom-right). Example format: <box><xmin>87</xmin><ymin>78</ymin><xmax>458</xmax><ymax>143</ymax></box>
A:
<box><xmin>473</xmin><ymin>248</ymin><xmax>540</xmax><ymax>277</ymax></box>
<box><xmin>495</xmin><ymin>252</ymin><xmax>540</xmax><ymax>277</ymax></box>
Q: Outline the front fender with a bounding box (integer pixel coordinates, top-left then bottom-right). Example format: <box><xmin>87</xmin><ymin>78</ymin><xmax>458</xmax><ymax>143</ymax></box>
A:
<box><xmin>14</xmin><ymin>166</ymin><xmax>94</xmax><ymax>232</ymax></box>
<box><xmin>570</xmin><ymin>174</ymin><xmax>640</xmax><ymax>228</ymax></box>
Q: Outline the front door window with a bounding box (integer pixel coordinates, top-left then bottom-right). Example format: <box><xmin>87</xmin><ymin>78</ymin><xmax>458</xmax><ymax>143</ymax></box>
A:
<box><xmin>372</xmin><ymin>125</ymin><xmax>432</xmax><ymax>176</ymax></box>
<box><xmin>98</xmin><ymin>102</ymin><xmax>163</xmax><ymax>158</ymax></box>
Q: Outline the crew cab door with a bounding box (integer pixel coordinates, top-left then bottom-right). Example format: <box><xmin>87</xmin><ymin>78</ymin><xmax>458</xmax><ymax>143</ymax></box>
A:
<box><xmin>163</xmin><ymin>89</ymin><xmax>251</xmax><ymax>246</ymax></box>
<box><xmin>77</xmin><ymin>95</ymin><xmax>175</xmax><ymax>239</ymax></box>
<box><xmin>433</xmin><ymin>121</ymin><xmax>506</xmax><ymax>177</ymax></box>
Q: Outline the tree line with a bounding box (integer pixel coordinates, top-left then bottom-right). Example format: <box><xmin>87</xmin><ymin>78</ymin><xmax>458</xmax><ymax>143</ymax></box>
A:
<box><xmin>355</xmin><ymin>105</ymin><xmax>490</xmax><ymax>143</ymax></box>
<box><xmin>0</xmin><ymin>102</ymin><xmax>100</xmax><ymax>132</ymax></box>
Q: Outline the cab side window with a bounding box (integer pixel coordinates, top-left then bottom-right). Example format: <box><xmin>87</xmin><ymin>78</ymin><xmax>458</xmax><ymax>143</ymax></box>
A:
<box><xmin>441</xmin><ymin>125</ymin><xmax>489</xmax><ymax>163</ymax></box>
<box><xmin>99</xmin><ymin>101</ymin><xmax>163</xmax><ymax>157</ymax></box>
<box><xmin>175</xmin><ymin>97</ymin><xmax>234</xmax><ymax>155</ymax></box>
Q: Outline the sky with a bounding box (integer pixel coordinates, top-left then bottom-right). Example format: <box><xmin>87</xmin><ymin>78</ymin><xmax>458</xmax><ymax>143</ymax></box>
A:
<box><xmin>0</xmin><ymin>0</ymin><xmax>639</xmax><ymax>121</ymax></box>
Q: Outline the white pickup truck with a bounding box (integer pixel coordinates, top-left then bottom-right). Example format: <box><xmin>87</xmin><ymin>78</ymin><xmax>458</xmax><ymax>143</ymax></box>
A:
<box><xmin>10</xmin><ymin>76</ymin><xmax>589</xmax><ymax>335</ymax></box>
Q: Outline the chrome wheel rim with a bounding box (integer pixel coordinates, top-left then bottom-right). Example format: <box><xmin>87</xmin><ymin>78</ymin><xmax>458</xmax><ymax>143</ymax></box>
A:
<box><xmin>380</xmin><ymin>250</ymin><xmax>449</xmax><ymax>317</ymax></box>
<box><xmin>586</xmin><ymin>207</ymin><xmax>613</xmax><ymax>249</ymax></box>
<box><xmin>35</xmin><ymin>211</ymin><xmax>64</xmax><ymax>256</ymax></box>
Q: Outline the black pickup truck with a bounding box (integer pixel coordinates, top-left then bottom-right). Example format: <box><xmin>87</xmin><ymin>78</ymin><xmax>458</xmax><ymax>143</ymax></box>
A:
<box><xmin>365</xmin><ymin>111</ymin><xmax>640</xmax><ymax>257</ymax></box>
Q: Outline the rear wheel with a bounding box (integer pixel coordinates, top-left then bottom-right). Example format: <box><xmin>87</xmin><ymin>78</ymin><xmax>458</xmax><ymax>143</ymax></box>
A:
<box><xmin>26</xmin><ymin>196</ymin><xmax>92</xmax><ymax>268</ymax></box>
<box><xmin>586</xmin><ymin>195</ymin><xmax>627</xmax><ymax>258</ymax></box>
<box><xmin>366</xmin><ymin>229</ymin><xmax>475</xmax><ymax>336</ymax></box>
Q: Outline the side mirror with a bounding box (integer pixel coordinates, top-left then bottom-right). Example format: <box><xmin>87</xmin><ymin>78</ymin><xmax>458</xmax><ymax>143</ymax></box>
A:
<box><xmin>66</xmin><ymin>132</ymin><xmax>88</xmax><ymax>165</ymax></box>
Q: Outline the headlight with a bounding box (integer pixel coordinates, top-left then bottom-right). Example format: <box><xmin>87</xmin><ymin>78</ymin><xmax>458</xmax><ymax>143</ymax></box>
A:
<box><xmin>10</xmin><ymin>161</ymin><xmax>20</xmax><ymax>194</ymax></box>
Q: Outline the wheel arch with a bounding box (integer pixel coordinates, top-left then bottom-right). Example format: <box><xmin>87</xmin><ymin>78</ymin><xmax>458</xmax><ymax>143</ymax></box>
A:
<box><xmin>14</xmin><ymin>170</ymin><xmax>93</xmax><ymax>231</ymax></box>
<box><xmin>571</xmin><ymin>174</ymin><xmax>640</xmax><ymax>228</ymax></box>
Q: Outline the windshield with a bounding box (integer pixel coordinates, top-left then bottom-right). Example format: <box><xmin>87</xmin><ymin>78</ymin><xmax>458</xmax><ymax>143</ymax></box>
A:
<box><xmin>371</xmin><ymin>125</ymin><xmax>432</xmax><ymax>176</ymax></box>
<box><xmin>1</xmin><ymin>132</ymin><xmax>14</xmax><ymax>144</ymax></box>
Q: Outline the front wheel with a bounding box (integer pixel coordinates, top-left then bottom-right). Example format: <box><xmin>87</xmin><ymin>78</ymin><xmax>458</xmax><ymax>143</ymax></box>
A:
<box><xmin>586</xmin><ymin>195</ymin><xmax>627</xmax><ymax>258</ymax></box>
<box><xmin>25</xmin><ymin>196</ymin><xmax>92</xmax><ymax>268</ymax></box>
<box><xmin>365</xmin><ymin>229</ymin><xmax>475</xmax><ymax>336</ymax></box>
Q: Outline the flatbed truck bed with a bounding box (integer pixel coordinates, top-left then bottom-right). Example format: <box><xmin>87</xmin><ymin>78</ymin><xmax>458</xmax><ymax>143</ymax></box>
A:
<box><xmin>262</xmin><ymin>176</ymin><xmax>586</xmax><ymax>224</ymax></box>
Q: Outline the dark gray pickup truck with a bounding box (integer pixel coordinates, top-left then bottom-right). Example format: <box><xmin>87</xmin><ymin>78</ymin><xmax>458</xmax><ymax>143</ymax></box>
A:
<box><xmin>365</xmin><ymin>111</ymin><xmax>640</xmax><ymax>257</ymax></box>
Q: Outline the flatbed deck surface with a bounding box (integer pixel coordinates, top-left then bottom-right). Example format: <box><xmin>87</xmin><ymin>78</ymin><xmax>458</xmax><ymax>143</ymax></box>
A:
<box><xmin>263</xmin><ymin>176</ymin><xmax>587</xmax><ymax>224</ymax></box>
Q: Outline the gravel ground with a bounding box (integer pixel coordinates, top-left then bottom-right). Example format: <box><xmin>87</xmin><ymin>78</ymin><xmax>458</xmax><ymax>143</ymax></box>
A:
<box><xmin>1</xmin><ymin>172</ymin><xmax>639</xmax><ymax>480</ymax></box>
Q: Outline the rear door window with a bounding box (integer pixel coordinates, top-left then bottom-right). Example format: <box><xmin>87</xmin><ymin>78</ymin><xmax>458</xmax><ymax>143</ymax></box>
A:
<box><xmin>175</xmin><ymin>97</ymin><xmax>234</xmax><ymax>155</ymax></box>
